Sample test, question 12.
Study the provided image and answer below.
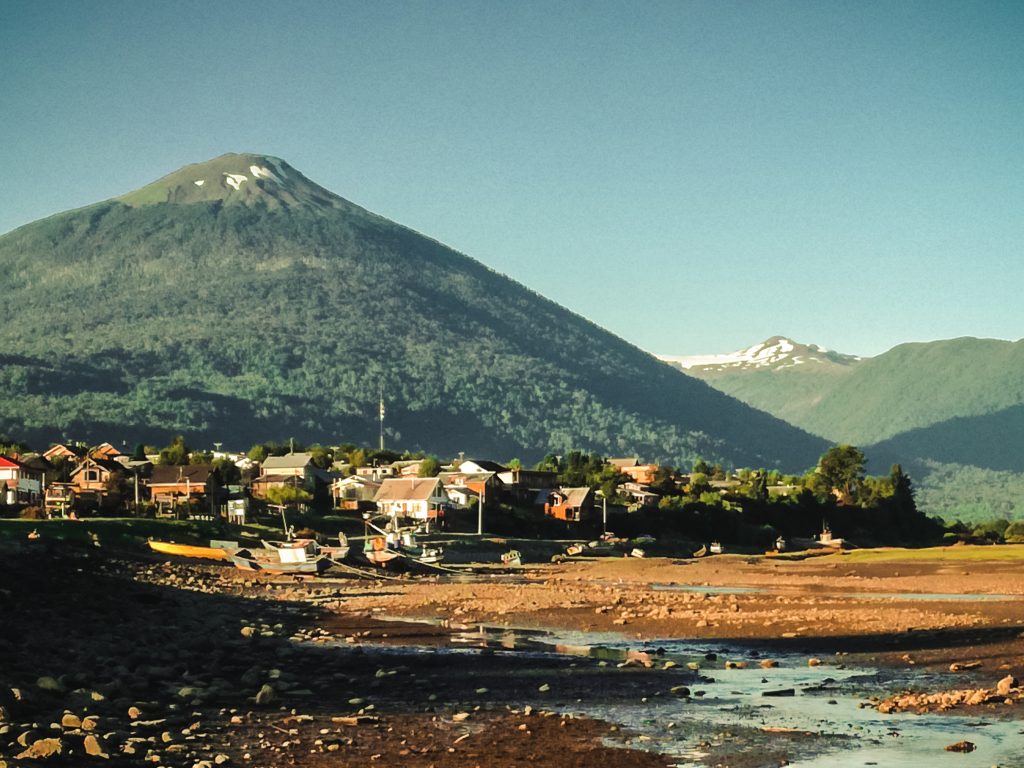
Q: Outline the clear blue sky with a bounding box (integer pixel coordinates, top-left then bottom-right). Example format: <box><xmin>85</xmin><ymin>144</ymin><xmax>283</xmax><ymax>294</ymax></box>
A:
<box><xmin>3</xmin><ymin>0</ymin><xmax>1022</xmax><ymax>357</ymax></box>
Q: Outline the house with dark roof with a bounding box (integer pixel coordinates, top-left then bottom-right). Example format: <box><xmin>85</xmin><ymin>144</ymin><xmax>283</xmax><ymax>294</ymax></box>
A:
<box><xmin>69</xmin><ymin>457</ymin><xmax>125</xmax><ymax>500</ymax></box>
<box><xmin>148</xmin><ymin>464</ymin><xmax>220</xmax><ymax>514</ymax></box>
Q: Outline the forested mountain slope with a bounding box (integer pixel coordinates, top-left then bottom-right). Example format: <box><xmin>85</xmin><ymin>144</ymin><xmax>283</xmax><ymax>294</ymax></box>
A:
<box><xmin>0</xmin><ymin>153</ymin><xmax>826</xmax><ymax>469</ymax></box>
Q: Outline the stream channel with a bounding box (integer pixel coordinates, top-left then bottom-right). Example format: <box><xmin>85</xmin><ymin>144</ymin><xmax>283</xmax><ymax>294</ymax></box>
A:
<box><xmin>365</xmin><ymin>615</ymin><xmax>1024</xmax><ymax>767</ymax></box>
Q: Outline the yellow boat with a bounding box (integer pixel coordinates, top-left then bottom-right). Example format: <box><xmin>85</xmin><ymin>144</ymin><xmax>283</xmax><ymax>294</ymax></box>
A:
<box><xmin>148</xmin><ymin>540</ymin><xmax>232</xmax><ymax>560</ymax></box>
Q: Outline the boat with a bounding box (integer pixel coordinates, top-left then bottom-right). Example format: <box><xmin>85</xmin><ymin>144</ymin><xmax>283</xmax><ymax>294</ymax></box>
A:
<box><xmin>360</xmin><ymin>516</ymin><xmax>444</xmax><ymax>568</ymax></box>
<box><xmin>564</xmin><ymin>543</ymin><xmax>585</xmax><ymax>557</ymax></box>
<box><xmin>692</xmin><ymin>545</ymin><xmax>708</xmax><ymax>558</ymax></box>
<box><xmin>230</xmin><ymin>543</ymin><xmax>334</xmax><ymax>575</ymax></box>
<box><xmin>501</xmin><ymin>549</ymin><xmax>522</xmax><ymax>566</ymax></box>
<box><xmin>261</xmin><ymin>532</ymin><xmax>351</xmax><ymax>563</ymax></box>
<box><xmin>709</xmin><ymin>541</ymin><xmax>724</xmax><ymax>555</ymax></box>
<box><xmin>148</xmin><ymin>540</ymin><xmax>233</xmax><ymax>560</ymax></box>
<box><xmin>629</xmin><ymin>547</ymin><xmax>646</xmax><ymax>558</ymax></box>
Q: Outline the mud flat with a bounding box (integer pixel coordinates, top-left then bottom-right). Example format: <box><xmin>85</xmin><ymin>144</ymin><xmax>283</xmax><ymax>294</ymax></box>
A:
<box><xmin>2</xmin><ymin>540</ymin><xmax>1023</xmax><ymax>767</ymax></box>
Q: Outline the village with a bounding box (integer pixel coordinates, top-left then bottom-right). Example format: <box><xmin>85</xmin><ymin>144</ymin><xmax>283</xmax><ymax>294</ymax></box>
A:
<box><xmin>0</xmin><ymin>439</ymin><xmax>729</xmax><ymax>527</ymax></box>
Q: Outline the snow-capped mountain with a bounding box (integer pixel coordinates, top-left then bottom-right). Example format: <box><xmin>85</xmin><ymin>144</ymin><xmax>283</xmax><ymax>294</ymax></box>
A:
<box><xmin>658</xmin><ymin>336</ymin><xmax>861</xmax><ymax>373</ymax></box>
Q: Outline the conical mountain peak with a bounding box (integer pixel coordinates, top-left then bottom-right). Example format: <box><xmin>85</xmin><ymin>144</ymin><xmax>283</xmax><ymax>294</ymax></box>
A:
<box><xmin>115</xmin><ymin>152</ymin><xmax>347</xmax><ymax>211</ymax></box>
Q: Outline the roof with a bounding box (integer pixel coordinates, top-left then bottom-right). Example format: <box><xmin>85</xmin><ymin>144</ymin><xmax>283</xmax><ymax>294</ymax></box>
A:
<box><xmin>262</xmin><ymin>452</ymin><xmax>314</xmax><ymax>471</ymax></box>
<box><xmin>608</xmin><ymin>458</ymin><xmax>640</xmax><ymax>469</ymax></box>
<box><xmin>0</xmin><ymin>455</ymin><xmax>30</xmax><ymax>470</ymax></box>
<box><xmin>460</xmin><ymin>459</ymin><xmax>508</xmax><ymax>473</ymax></box>
<box><xmin>374</xmin><ymin>477</ymin><xmax>443</xmax><ymax>503</ymax></box>
<box><xmin>149</xmin><ymin>464</ymin><xmax>214</xmax><ymax>485</ymax></box>
<box><xmin>70</xmin><ymin>457</ymin><xmax>125</xmax><ymax>476</ymax></box>
<box><xmin>556</xmin><ymin>486</ymin><xmax>592</xmax><ymax>508</ymax></box>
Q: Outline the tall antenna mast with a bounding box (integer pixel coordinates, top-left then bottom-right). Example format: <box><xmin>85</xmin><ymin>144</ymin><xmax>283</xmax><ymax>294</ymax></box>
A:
<box><xmin>379</xmin><ymin>382</ymin><xmax>385</xmax><ymax>452</ymax></box>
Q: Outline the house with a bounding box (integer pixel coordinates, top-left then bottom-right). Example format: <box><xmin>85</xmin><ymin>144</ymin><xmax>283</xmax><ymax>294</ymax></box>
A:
<box><xmin>251</xmin><ymin>453</ymin><xmax>330</xmax><ymax>500</ymax></box>
<box><xmin>148</xmin><ymin>464</ymin><xmax>218</xmax><ymax>512</ymax></box>
<box><xmin>459</xmin><ymin>459</ymin><xmax>508</xmax><ymax>475</ymax></box>
<box><xmin>607</xmin><ymin>457</ymin><xmax>640</xmax><ymax>471</ymax></box>
<box><xmin>544</xmin><ymin>487</ymin><xmax>594</xmax><ymax>523</ymax></box>
<box><xmin>89</xmin><ymin>442</ymin><xmax>125</xmax><ymax>462</ymax></box>
<box><xmin>620</xmin><ymin>464</ymin><xmax>660</xmax><ymax>485</ymax></box>
<box><xmin>0</xmin><ymin>456</ymin><xmax>44</xmax><ymax>505</ymax></box>
<box><xmin>42</xmin><ymin>443</ymin><xmax>86</xmax><ymax>463</ymax></box>
<box><xmin>621</xmin><ymin>481</ymin><xmax>660</xmax><ymax>508</ymax></box>
<box><xmin>356</xmin><ymin>464</ymin><xmax>396</xmax><ymax>482</ymax></box>
<box><xmin>439</xmin><ymin>470</ymin><xmax>499</xmax><ymax>504</ymax></box>
<box><xmin>261</xmin><ymin>452</ymin><xmax>314</xmax><ymax>477</ymax></box>
<box><xmin>330</xmin><ymin>474</ymin><xmax>381</xmax><ymax>510</ymax></box>
<box><xmin>374</xmin><ymin>477</ymin><xmax>451</xmax><ymax>524</ymax></box>
<box><xmin>44</xmin><ymin>483</ymin><xmax>76</xmax><ymax>516</ymax></box>
<box><xmin>393</xmin><ymin>460</ymin><xmax>426</xmax><ymax>477</ymax></box>
<box><xmin>68</xmin><ymin>457</ymin><xmax>126</xmax><ymax>500</ymax></box>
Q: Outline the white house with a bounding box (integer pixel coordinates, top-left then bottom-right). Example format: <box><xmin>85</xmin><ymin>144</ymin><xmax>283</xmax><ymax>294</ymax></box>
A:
<box><xmin>374</xmin><ymin>477</ymin><xmax>451</xmax><ymax>523</ymax></box>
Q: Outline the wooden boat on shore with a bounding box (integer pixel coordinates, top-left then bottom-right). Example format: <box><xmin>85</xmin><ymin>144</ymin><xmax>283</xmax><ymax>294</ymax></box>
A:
<box><xmin>230</xmin><ymin>544</ymin><xmax>334</xmax><ymax>575</ymax></box>
<box><xmin>692</xmin><ymin>545</ymin><xmax>708</xmax><ymax>558</ymax></box>
<box><xmin>261</xmin><ymin>532</ymin><xmax>351</xmax><ymax>563</ymax></box>
<box><xmin>148</xmin><ymin>540</ymin><xmax>233</xmax><ymax>561</ymax></box>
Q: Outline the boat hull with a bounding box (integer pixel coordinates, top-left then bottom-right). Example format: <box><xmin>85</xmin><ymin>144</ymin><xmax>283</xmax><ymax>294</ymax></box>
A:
<box><xmin>149</xmin><ymin>541</ymin><xmax>231</xmax><ymax>560</ymax></box>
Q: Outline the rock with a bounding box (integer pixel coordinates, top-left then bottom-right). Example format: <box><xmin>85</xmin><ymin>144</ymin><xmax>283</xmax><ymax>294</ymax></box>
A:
<box><xmin>17</xmin><ymin>729</ymin><xmax>39</xmax><ymax>747</ymax></box>
<box><xmin>60</xmin><ymin>713</ymin><xmax>82</xmax><ymax>729</ymax></box>
<box><xmin>214</xmin><ymin>755</ymin><xmax>231</xmax><ymax>765</ymax></box>
<box><xmin>254</xmin><ymin>684</ymin><xmax>275</xmax><ymax>705</ymax></box>
<box><xmin>944</xmin><ymin>740</ymin><xmax>975</xmax><ymax>753</ymax></box>
<box><xmin>36</xmin><ymin>677</ymin><xmax>64</xmax><ymax>693</ymax></box>
<box><xmin>82</xmin><ymin>733</ymin><xmax>109</xmax><ymax>758</ymax></box>
<box><xmin>759</xmin><ymin>660</ymin><xmax>779</xmax><ymax>668</ymax></box>
<box><xmin>949</xmin><ymin>661</ymin><xmax>982</xmax><ymax>672</ymax></box>
<box><xmin>240</xmin><ymin>626</ymin><xmax>256</xmax><ymax>638</ymax></box>
<box><xmin>807</xmin><ymin>658</ymin><xmax>822</xmax><ymax>667</ymax></box>
<box><xmin>81</xmin><ymin>716</ymin><xmax>99</xmax><ymax>731</ymax></box>
<box><xmin>763</xmin><ymin>689</ymin><xmax>796</xmax><ymax>697</ymax></box>
<box><xmin>127</xmin><ymin>706</ymin><xmax>142</xmax><ymax>719</ymax></box>
<box><xmin>996</xmin><ymin>675</ymin><xmax>1017</xmax><ymax>697</ymax></box>
<box><xmin>669</xmin><ymin>686</ymin><xmax>690</xmax><ymax>697</ymax></box>
<box><xmin>538</xmin><ymin>683</ymin><xmax>550</xmax><ymax>692</ymax></box>
<box><xmin>16</xmin><ymin>736</ymin><xmax>63</xmax><ymax>759</ymax></box>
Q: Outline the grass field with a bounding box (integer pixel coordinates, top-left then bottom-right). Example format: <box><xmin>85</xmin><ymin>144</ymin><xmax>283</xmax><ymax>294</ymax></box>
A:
<box><xmin>822</xmin><ymin>543</ymin><xmax>1024</xmax><ymax>563</ymax></box>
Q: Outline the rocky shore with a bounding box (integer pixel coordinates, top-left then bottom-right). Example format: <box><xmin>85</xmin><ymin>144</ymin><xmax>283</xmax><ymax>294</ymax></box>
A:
<box><xmin>3</xmin><ymin>537</ymin><xmax>1024</xmax><ymax>766</ymax></box>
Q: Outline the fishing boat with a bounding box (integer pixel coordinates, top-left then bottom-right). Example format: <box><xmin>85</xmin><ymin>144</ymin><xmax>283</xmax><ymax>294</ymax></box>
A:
<box><xmin>148</xmin><ymin>540</ymin><xmax>233</xmax><ymax>561</ymax></box>
<box><xmin>709</xmin><ymin>541</ymin><xmax>724</xmax><ymax>555</ymax></box>
<box><xmin>360</xmin><ymin>515</ymin><xmax>444</xmax><ymax>568</ymax></box>
<box><xmin>261</xmin><ymin>532</ymin><xmax>351</xmax><ymax>563</ymax></box>
<box><xmin>501</xmin><ymin>549</ymin><xmax>522</xmax><ymax>566</ymax></box>
<box><xmin>692</xmin><ymin>544</ymin><xmax>708</xmax><ymax>558</ymax></box>
<box><xmin>230</xmin><ymin>542</ymin><xmax>334</xmax><ymax>575</ymax></box>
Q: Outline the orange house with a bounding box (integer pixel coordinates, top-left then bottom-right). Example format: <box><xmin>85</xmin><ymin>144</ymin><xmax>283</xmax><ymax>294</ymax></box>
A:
<box><xmin>544</xmin><ymin>487</ymin><xmax>594</xmax><ymax>523</ymax></box>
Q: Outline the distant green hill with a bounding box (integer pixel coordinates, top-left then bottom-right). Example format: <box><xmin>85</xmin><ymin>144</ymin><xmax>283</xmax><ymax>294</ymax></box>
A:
<box><xmin>671</xmin><ymin>336</ymin><xmax>1024</xmax><ymax>523</ymax></box>
<box><xmin>0</xmin><ymin>153</ymin><xmax>826</xmax><ymax>470</ymax></box>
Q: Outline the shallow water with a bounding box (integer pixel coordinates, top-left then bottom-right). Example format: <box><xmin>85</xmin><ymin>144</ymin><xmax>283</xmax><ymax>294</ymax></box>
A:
<box><xmin>653</xmin><ymin>582</ymin><xmax>1021</xmax><ymax>602</ymax></box>
<box><xmin>361</xmin><ymin>618</ymin><xmax>1024</xmax><ymax>766</ymax></box>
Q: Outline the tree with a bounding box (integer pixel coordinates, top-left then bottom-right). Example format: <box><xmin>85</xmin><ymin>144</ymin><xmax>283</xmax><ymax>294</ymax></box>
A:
<box><xmin>190</xmin><ymin>450</ymin><xmax>213</xmax><ymax>464</ymax></box>
<box><xmin>417</xmin><ymin>456</ymin><xmax>441</xmax><ymax>477</ymax></box>
<box><xmin>750</xmin><ymin>471</ymin><xmax>769</xmax><ymax>503</ymax></box>
<box><xmin>131</xmin><ymin>443</ymin><xmax>147</xmax><ymax>461</ymax></box>
<box><xmin>159</xmin><ymin>436</ymin><xmax>190</xmax><ymax>466</ymax></box>
<box><xmin>816</xmin><ymin>445</ymin><xmax>866</xmax><ymax>502</ymax></box>
<box><xmin>265</xmin><ymin>485</ymin><xmax>313</xmax><ymax>507</ymax></box>
<box><xmin>889</xmin><ymin>464</ymin><xmax>916</xmax><ymax>515</ymax></box>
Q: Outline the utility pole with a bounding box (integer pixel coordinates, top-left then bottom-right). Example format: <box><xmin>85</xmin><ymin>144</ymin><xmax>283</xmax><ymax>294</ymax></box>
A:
<box><xmin>379</xmin><ymin>383</ymin><xmax>385</xmax><ymax>452</ymax></box>
<box><xmin>477</xmin><ymin>492</ymin><xmax>483</xmax><ymax>536</ymax></box>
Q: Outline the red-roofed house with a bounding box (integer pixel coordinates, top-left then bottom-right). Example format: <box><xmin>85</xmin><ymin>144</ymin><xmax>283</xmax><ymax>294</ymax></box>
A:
<box><xmin>0</xmin><ymin>456</ymin><xmax>44</xmax><ymax>505</ymax></box>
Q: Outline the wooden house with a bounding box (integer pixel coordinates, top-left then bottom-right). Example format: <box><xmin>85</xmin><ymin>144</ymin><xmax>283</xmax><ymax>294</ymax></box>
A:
<box><xmin>374</xmin><ymin>477</ymin><xmax>451</xmax><ymax>524</ymax></box>
<box><xmin>544</xmin><ymin>487</ymin><xmax>594</xmax><ymax>523</ymax></box>
<box><xmin>330</xmin><ymin>474</ymin><xmax>381</xmax><ymax>510</ymax></box>
<box><xmin>68</xmin><ymin>457</ymin><xmax>125</xmax><ymax>500</ymax></box>
<box><xmin>0</xmin><ymin>456</ymin><xmax>44</xmax><ymax>505</ymax></box>
<box><xmin>148</xmin><ymin>464</ymin><xmax>218</xmax><ymax>512</ymax></box>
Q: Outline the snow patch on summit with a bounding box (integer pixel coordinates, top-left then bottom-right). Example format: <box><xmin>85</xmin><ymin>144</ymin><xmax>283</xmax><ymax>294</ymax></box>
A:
<box><xmin>194</xmin><ymin>180</ymin><xmax>205</xmax><ymax>187</ymax></box>
<box><xmin>658</xmin><ymin>337</ymin><xmax>859</xmax><ymax>371</ymax></box>
<box><xmin>223</xmin><ymin>173</ymin><xmax>247</xmax><ymax>190</ymax></box>
<box><xmin>250</xmin><ymin>165</ymin><xmax>280</xmax><ymax>182</ymax></box>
